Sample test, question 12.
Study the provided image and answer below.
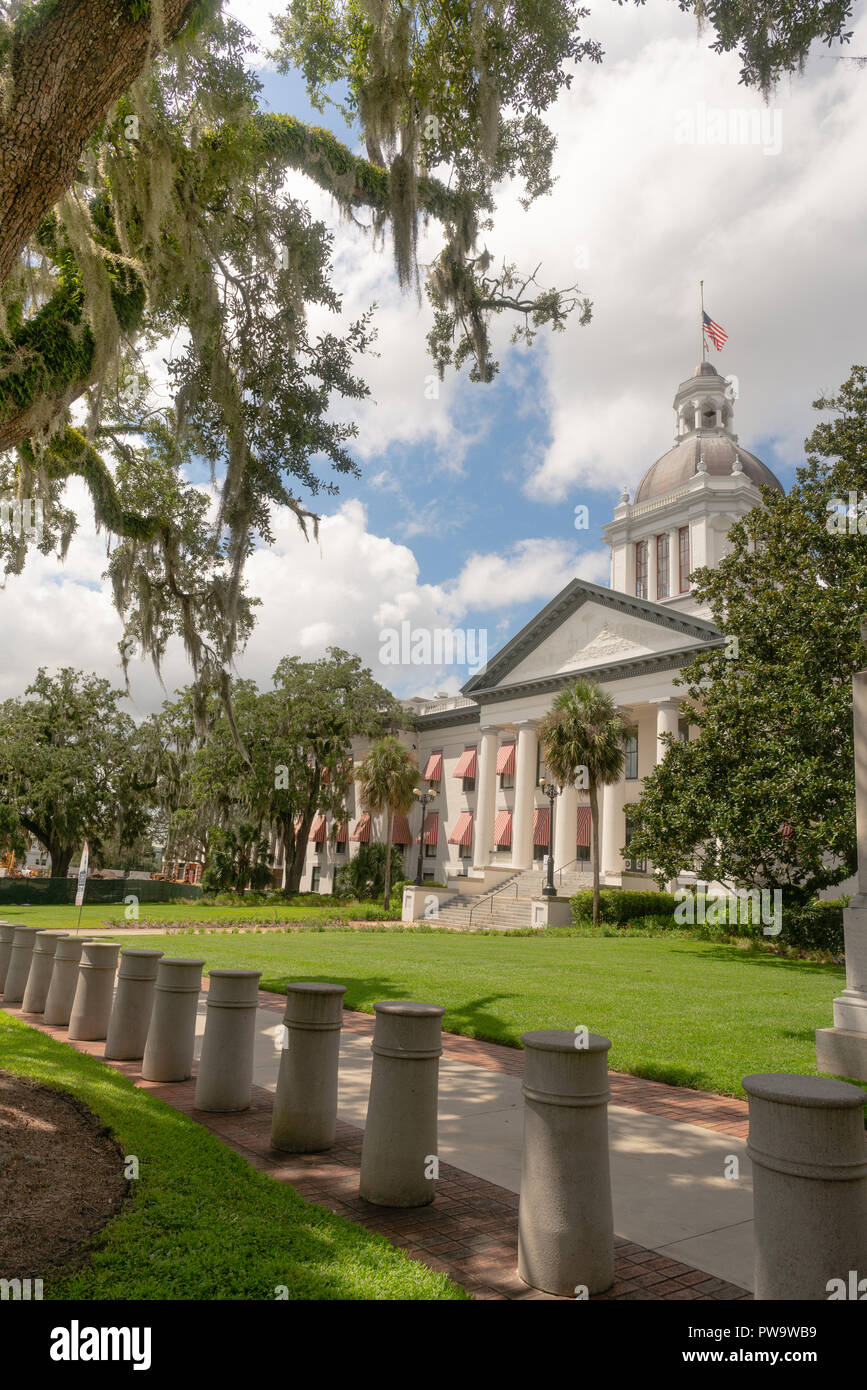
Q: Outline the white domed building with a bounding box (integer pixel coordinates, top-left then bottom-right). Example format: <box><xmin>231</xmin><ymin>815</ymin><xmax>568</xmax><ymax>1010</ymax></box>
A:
<box><xmin>290</xmin><ymin>363</ymin><xmax>784</xmax><ymax>919</ymax></box>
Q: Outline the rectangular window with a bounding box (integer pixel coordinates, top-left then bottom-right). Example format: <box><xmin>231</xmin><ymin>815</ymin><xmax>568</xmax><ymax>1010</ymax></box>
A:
<box><xmin>623</xmin><ymin>812</ymin><xmax>647</xmax><ymax>873</ymax></box>
<box><xmin>310</xmin><ymin>865</ymin><xmax>321</xmax><ymax>891</ymax></box>
<box><xmin>424</xmin><ymin>842</ymin><xmax>436</xmax><ymax>858</ymax></box>
<box><xmin>533</xmin><ymin>842</ymin><xmax>547</xmax><ymax>862</ymax></box>
<box><xmin>678</xmin><ymin>526</ymin><xmax>691</xmax><ymax>592</ymax></box>
<box><xmin>635</xmin><ymin>540</ymin><xmax>648</xmax><ymax>598</ymax></box>
<box><xmin>678</xmin><ymin>717</ymin><xmax>690</xmax><ymax>743</ymax></box>
<box><xmin>335</xmin><ymin>838</ymin><xmax>346</xmax><ymax>855</ymax></box>
<box><xmin>656</xmin><ymin>534</ymin><xmax>669</xmax><ymax>598</ymax></box>
<box><xmin>536</xmin><ymin>745</ymin><xmax>549</xmax><ymax>786</ymax></box>
<box><xmin>500</xmin><ymin>770</ymin><xmax>514</xmax><ymax>790</ymax></box>
<box><xmin>624</xmin><ymin>728</ymin><xmax>639</xmax><ymax>780</ymax></box>
<box><xmin>462</xmin><ymin>775</ymin><xmax>476</xmax><ymax>793</ymax></box>
<box><xmin>459</xmin><ymin>841</ymin><xmax>472</xmax><ymax>860</ymax></box>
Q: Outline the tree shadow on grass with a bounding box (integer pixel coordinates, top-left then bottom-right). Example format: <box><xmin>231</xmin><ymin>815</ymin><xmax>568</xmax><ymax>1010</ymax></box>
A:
<box><xmin>258</xmin><ymin>972</ymin><xmax>522</xmax><ymax>1047</ymax></box>
<box><xmin>629</xmin><ymin>1058</ymin><xmax>718</xmax><ymax>1092</ymax></box>
<box><xmin>670</xmin><ymin>943</ymin><xmax>845</xmax><ymax>979</ymax></box>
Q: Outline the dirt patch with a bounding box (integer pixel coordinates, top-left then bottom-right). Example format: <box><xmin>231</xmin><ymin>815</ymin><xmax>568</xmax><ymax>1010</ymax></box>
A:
<box><xmin>0</xmin><ymin>1070</ymin><xmax>128</xmax><ymax>1281</ymax></box>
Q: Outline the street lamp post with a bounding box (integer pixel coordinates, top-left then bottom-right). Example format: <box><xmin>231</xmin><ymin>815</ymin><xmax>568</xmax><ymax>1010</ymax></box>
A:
<box><xmin>413</xmin><ymin>785</ymin><xmax>437</xmax><ymax>886</ymax></box>
<box><xmin>538</xmin><ymin>778</ymin><xmax>561</xmax><ymax>898</ymax></box>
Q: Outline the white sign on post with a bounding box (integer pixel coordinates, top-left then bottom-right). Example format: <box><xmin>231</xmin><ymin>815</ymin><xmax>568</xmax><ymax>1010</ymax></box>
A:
<box><xmin>75</xmin><ymin>841</ymin><xmax>89</xmax><ymax>908</ymax></box>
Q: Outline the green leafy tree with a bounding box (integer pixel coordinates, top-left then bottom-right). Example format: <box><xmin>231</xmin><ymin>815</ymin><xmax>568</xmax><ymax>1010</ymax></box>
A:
<box><xmin>200</xmin><ymin>823</ymin><xmax>273</xmax><ymax>893</ymax></box>
<box><xmin>628</xmin><ymin>366</ymin><xmax>867</xmax><ymax>904</ymax></box>
<box><xmin>0</xmin><ymin>803</ymin><xmax>26</xmax><ymax>862</ymax></box>
<box><xmin>0</xmin><ymin>1</ymin><xmax>594</xmax><ymax>703</ymax></box>
<box><xmin>355</xmin><ymin>735</ymin><xmax>418</xmax><ymax>908</ymax></box>
<box><xmin>538</xmin><ymin>678</ymin><xmax>628</xmax><ymax>925</ymax></box>
<box><xmin>333</xmin><ymin>840</ymin><xmax>402</xmax><ymax>903</ymax></box>
<box><xmin>0</xmin><ymin>667</ymin><xmax>150</xmax><ymax>878</ymax></box>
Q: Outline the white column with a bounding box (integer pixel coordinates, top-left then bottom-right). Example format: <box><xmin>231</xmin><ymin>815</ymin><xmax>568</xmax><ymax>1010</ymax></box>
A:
<box><xmin>554</xmin><ymin>781</ymin><xmax>579</xmax><ymax>872</ymax></box>
<box><xmin>473</xmin><ymin>726</ymin><xmax>499</xmax><ymax>869</ymax></box>
<box><xmin>648</xmin><ymin>535</ymin><xmax>658</xmax><ymax>601</ymax></box>
<box><xmin>669</xmin><ymin>527</ymin><xmax>680</xmax><ymax>595</ymax></box>
<box><xmin>512</xmin><ymin>722</ymin><xmax>538</xmax><ymax>871</ymax></box>
<box><xmin>600</xmin><ymin>776</ymin><xmax>626</xmax><ymax>877</ymax></box>
<box><xmin>654</xmin><ymin>699</ymin><xmax>680</xmax><ymax>764</ymax></box>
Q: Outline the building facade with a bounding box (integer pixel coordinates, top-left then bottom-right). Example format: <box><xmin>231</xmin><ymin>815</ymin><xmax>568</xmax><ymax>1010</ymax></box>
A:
<box><xmin>287</xmin><ymin>361</ymin><xmax>784</xmax><ymax>893</ymax></box>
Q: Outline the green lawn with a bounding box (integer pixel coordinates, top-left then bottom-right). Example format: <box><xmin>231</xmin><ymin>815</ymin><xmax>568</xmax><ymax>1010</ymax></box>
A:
<box><xmin>88</xmin><ymin>928</ymin><xmax>857</xmax><ymax>1100</ymax></box>
<box><xmin>0</xmin><ymin>1011</ymin><xmax>465</xmax><ymax>1300</ymax></box>
<box><xmin>0</xmin><ymin>899</ymin><xmax>395</xmax><ymax>931</ymax></box>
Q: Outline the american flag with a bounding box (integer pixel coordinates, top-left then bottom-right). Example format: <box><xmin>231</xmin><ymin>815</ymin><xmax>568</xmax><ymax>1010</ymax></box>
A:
<box><xmin>702</xmin><ymin>310</ymin><xmax>728</xmax><ymax>351</ymax></box>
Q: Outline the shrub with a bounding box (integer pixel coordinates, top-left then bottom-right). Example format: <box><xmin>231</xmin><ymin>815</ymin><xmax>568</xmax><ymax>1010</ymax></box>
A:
<box><xmin>779</xmin><ymin>900</ymin><xmax>845</xmax><ymax>955</ymax></box>
<box><xmin>571</xmin><ymin>887</ymin><xmax>679</xmax><ymax>924</ymax></box>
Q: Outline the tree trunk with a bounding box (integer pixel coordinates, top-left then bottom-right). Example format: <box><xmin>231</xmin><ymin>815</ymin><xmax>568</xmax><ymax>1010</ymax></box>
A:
<box><xmin>589</xmin><ymin>783</ymin><xmax>600</xmax><ymax>927</ymax></box>
<box><xmin>0</xmin><ymin>0</ymin><xmax>197</xmax><ymax>294</ymax></box>
<box><xmin>48</xmin><ymin>839</ymin><xmax>73</xmax><ymax>881</ymax></box>
<box><xmin>383</xmin><ymin>807</ymin><xmax>393</xmax><ymax>911</ymax></box>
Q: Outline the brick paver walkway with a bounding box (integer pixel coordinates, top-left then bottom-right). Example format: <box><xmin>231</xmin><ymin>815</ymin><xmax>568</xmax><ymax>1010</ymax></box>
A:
<box><xmin>3</xmin><ymin>996</ymin><xmax>751</xmax><ymax>1301</ymax></box>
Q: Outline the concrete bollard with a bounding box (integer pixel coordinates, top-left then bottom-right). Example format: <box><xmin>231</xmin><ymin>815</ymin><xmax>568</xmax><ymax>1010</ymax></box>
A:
<box><xmin>359</xmin><ymin>1000</ymin><xmax>444</xmax><ymax>1208</ymax></box>
<box><xmin>743</xmin><ymin>1073</ymin><xmax>867</xmax><ymax>1300</ymax></box>
<box><xmin>104</xmin><ymin>949</ymin><xmax>165</xmax><ymax>1060</ymax></box>
<box><xmin>43</xmin><ymin>938</ymin><xmax>92</xmax><ymax>1026</ymax></box>
<box><xmin>517</xmin><ymin>1030</ymin><xmax>615</xmax><ymax>1297</ymax></box>
<box><xmin>2</xmin><ymin>926</ymin><xmax>45</xmax><ymax>1003</ymax></box>
<box><xmin>67</xmin><ymin>942</ymin><xmax>120</xmax><ymax>1041</ymax></box>
<box><xmin>141</xmin><ymin>958</ymin><xmax>205</xmax><ymax>1082</ymax></box>
<box><xmin>271</xmin><ymin>982</ymin><xmax>346</xmax><ymax>1152</ymax></box>
<box><xmin>21</xmin><ymin>931</ymin><xmax>69</xmax><ymax>1014</ymax></box>
<box><xmin>0</xmin><ymin>922</ymin><xmax>27</xmax><ymax>994</ymax></box>
<box><xmin>194</xmin><ymin>969</ymin><xmax>263</xmax><ymax>1112</ymax></box>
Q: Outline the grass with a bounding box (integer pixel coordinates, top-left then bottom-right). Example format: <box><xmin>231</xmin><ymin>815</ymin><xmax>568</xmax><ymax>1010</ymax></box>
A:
<box><xmin>0</xmin><ymin>1012</ymin><xmax>466</xmax><ymax>1300</ymax></box>
<box><xmin>0</xmin><ymin>898</ymin><xmax>396</xmax><ymax>931</ymax></box>
<box><xmin>83</xmin><ymin>927</ymin><xmax>861</xmax><ymax>1100</ymax></box>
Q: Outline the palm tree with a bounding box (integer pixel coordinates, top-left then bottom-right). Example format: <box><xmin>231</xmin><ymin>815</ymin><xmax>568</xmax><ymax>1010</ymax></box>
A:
<box><xmin>538</xmin><ymin>679</ymin><xmax>628</xmax><ymax>926</ymax></box>
<box><xmin>356</xmin><ymin>736</ymin><xmax>419</xmax><ymax>909</ymax></box>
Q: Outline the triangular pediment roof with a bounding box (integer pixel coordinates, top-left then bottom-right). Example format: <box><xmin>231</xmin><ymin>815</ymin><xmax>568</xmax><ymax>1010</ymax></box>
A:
<box><xmin>462</xmin><ymin>578</ymin><xmax>722</xmax><ymax>698</ymax></box>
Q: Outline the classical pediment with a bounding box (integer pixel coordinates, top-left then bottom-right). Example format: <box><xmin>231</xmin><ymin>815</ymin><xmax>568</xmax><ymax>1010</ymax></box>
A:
<box><xmin>462</xmin><ymin>579</ymin><xmax>721</xmax><ymax>695</ymax></box>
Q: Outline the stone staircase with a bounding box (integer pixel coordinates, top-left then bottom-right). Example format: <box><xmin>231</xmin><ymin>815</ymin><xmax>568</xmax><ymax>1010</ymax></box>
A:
<box><xmin>434</xmin><ymin>865</ymin><xmax>594</xmax><ymax>931</ymax></box>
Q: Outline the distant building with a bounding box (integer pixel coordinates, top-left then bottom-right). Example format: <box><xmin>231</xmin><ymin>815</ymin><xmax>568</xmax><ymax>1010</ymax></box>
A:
<box><xmin>283</xmin><ymin>361</ymin><xmax>784</xmax><ymax>893</ymax></box>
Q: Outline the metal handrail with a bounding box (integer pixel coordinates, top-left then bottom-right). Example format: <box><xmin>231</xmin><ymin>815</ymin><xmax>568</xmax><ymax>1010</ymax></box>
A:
<box><xmin>468</xmin><ymin>875</ymin><xmax>520</xmax><ymax>926</ymax></box>
<box><xmin>555</xmin><ymin>856</ymin><xmax>592</xmax><ymax>886</ymax></box>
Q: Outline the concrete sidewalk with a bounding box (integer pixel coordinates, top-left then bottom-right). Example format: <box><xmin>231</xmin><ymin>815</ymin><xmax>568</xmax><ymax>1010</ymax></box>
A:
<box><xmin>192</xmin><ymin>999</ymin><xmax>755</xmax><ymax>1292</ymax></box>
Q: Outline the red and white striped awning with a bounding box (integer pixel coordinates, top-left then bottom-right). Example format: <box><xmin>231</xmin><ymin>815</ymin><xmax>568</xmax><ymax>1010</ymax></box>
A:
<box><xmin>453</xmin><ymin>747</ymin><xmax>478</xmax><ymax>779</ymax></box>
<box><xmin>577</xmin><ymin>806</ymin><xmax>592</xmax><ymax>847</ymax></box>
<box><xmin>350</xmin><ymin>814</ymin><xmax>371</xmax><ymax>843</ymax></box>
<box><xmin>422</xmin><ymin>751</ymin><xmax>443</xmax><ymax>781</ymax></box>
<box><xmin>496</xmin><ymin>741</ymin><xmax>516</xmax><ymax>775</ymax></box>
<box><xmin>533</xmin><ymin>807</ymin><xmax>550</xmax><ymax>847</ymax></box>
<box><xmin>392</xmin><ymin>813</ymin><xmax>411</xmax><ymax>845</ymax></box>
<box><xmin>334</xmin><ymin>820</ymin><xmax>348</xmax><ymax>843</ymax></box>
<box><xmin>308</xmin><ymin>814</ymin><xmax>326</xmax><ymax>843</ymax></box>
<box><xmin>494</xmin><ymin>810</ymin><xmax>512</xmax><ymax>847</ymax></box>
<box><xmin>448</xmin><ymin>811</ymin><xmax>474</xmax><ymax>846</ymax></box>
<box><xmin>416</xmin><ymin>811</ymin><xmax>439</xmax><ymax>846</ymax></box>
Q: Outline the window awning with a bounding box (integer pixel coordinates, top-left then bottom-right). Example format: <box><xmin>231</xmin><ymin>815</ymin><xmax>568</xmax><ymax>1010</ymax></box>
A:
<box><xmin>350</xmin><ymin>813</ymin><xmax>371</xmax><ymax>843</ymax></box>
<box><xmin>577</xmin><ymin>806</ymin><xmax>593</xmax><ymax>847</ymax></box>
<box><xmin>448</xmin><ymin>811</ymin><xmax>474</xmax><ymax>846</ymax></box>
<box><xmin>308</xmin><ymin>815</ymin><xmax>326</xmax><ymax>843</ymax></box>
<box><xmin>392</xmin><ymin>812</ymin><xmax>411</xmax><ymax>845</ymax></box>
<box><xmin>416</xmin><ymin>811</ymin><xmax>439</xmax><ymax>846</ymax></box>
<box><xmin>334</xmin><ymin>820</ymin><xmax>348</xmax><ymax>842</ymax></box>
<box><xmin>422</xmin><ymin>751</ymin><xmax>443</xmax><ymax>781</ymax></box>
<box><xmin>494</xmin><ymin>810</ymin><xmax>512</xmax><ymax>847</ymax></box>
<box><xmin>496</xmin><ymin>741</ymin><xmax>516</xmax><ymax>775</ymax></box>
<box><xmin>453</xmin><ymin>747</ymin><xmax>478</xmax><ymax>779</ymax></box>
<box><xmin>533</xmin><ymin>807</ymin><xmax>550</xmax><ymax>847</ymax></box>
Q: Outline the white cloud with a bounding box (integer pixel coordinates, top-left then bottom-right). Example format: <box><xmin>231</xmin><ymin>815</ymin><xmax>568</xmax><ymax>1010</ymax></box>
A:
<box><xmin>0</xmin><ymin>491</ymin><xmax>606</xmax><ymax>709</ymax></box>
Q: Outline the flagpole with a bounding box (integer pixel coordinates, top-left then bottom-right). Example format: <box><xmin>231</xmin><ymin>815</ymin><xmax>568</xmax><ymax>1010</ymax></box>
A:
<box><xmin>700</xmin><ymin>280</ymin><xmax>705</xmax><ymax>362</ymax></box>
